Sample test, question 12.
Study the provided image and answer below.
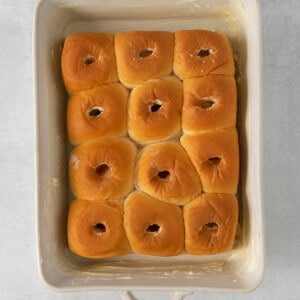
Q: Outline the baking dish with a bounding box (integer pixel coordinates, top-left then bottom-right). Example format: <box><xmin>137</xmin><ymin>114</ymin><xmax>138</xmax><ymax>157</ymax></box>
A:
<box><xmin>33</xmin><ymin>0</ymin><xmax>264</xmax><ymax>293</ymax></box>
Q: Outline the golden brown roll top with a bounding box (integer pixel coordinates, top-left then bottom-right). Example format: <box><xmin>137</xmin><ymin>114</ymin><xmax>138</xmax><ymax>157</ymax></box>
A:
<box><xmin>61</xmin><ymin>32</ymin><xmax>118</xmax><ymax>94</ymax></box>
<box><xmin>67</xmin><ymin>199</ymin><xmax>130</xmax><ymax>258</ymax></box>
<box><xmin>67</xmin><ymin>83</ymin><xmax>128</xmax><ymax>145</ymax></box>
<box><xmin>64</xmin><ymin>29</ymin><xmax>239</xmax><ymax>259</ymax></box>
<box><xmin>184</xmin><ymin>193</ymin><xmax>238</xmax><ymax>255</ymax></box>
<box><xmin>174</xmin><ymin>30</ymin><xmax>235</xmax><ymax>80</ymax></box>
<box><xmin>180</xmin><ymin>128</ymin><xmax>239</xmax><ymax>194</ymax></box>
<box><xmin>114</xmin><ymin>31</ymin><xmax>174</xmax><ymax>88</ymax></box>
<box><xmin>69</xmin><ymin>138</ymin><xmax>137</xmax><ymax>201</ymax></box>
<box><xmin>124</xmin><ymin>191</ymin><xmax>184</xmax><ymax>256</ymax></box>
<box><xmin>135</xmin><ymin>141</ymin><xmax>201</xmax><ymax>205</ymax></box>
<box><xmin>128</xmin><ymin>76</ymin><xmax>182</xmax><ymax>145</ymax></box>
<box><xmin>182</xmin><ymin>75</ymin><xmax>237</xmax><ymax>134</ymax></box>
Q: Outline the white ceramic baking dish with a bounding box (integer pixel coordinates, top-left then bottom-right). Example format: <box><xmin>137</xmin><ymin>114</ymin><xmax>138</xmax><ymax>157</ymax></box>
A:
<box><xmin>33</xmin><ymin>0</ymin><xmax>264</xmax><ymax>294</ymax></box>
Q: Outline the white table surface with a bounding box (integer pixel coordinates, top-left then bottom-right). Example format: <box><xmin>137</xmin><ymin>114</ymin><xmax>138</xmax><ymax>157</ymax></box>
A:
<box><xmin>0</xmin><ymin>0</ymin><xmax>299</xmax><ymax>299</ymax></box>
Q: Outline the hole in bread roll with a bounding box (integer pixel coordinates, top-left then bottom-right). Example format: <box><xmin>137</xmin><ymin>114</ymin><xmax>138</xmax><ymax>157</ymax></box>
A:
<box><xmin>146</xmin><ymin>224</ymin><xmax>160</xmax><ymax>234</ymax></box>
<box><xmin>83</xmin><ymin>55</ymin><xmax>97</xmax><ymax>65</ymax></box>
<box><xmin>148</xmin><ymin>99</ymin><xmax>163</xmax><ymax>113</ymax></box>
<box><xmin>139</xmin><ymin>48</ymin><xmax>154</xmax><ymax>58</ymax></box>
<box><xmin>207</xmin><ymin>157</ymin><xmax>222</xmax><ymax>165</ymax></box>
<box><xmin>95</xmin><ymin>164</ymin><xmax>110</xmax><ymax>176</ymax></box>
<box><xmin>204</xmin><ymin>222</ymin><xmax>218</xmax><ymax>234</ymax></box>
<box><xmin>205</xmin><ymin>222</ymin><xmax>218</xmax><ymax>229</ymax></box>
<box><xmin>157</xmin><ymin>170</ymin><xmax>170</xmax><ymax>179</ymax></box>
<box><xmin>197</xmin><ymin>98</ymin><xmax>215</xmax><ymax>109</ymax></box>
<box><xmin>88</xmin><ymin>106</ymin><xmax>104</xmax><ymax>117</ymax></box>
<box><xmin>92</xmin><ymin>223</ymin><xmax>106</xmax><ymax>235</ymax></box>
<box><xmin>197</xmin><ymin>49</ymin><xmax>212</xmax><ymax>57</ymax></box>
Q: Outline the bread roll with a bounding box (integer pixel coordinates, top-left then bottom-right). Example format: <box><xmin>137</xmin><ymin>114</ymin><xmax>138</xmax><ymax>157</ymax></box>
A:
<box><xmin>128</xmin><ymin>76</ymin><xmax>182</xmax><ymax>145</ymax></box>
<box><xmin>67</xmin><ymin>199</ymin><xmax>130</xmax><ymax>258</ymax></box>
<box><xmin>61</xmin><ymin>33</ymin><xmax>118</xmax><ymax>94</ymax></box>
<box><xmin>69</xmin><ymin>138</ymin><xmax>137</xmax><ymax>200</ymax></box>
<box><xmin>67</xmin><ymin>83</ymin><xmax>128</xmax><ymax>145</ymax></box>
<box><xmin>174</xmin><ymin>30</ymin><xmax>235</xmax><ymax>80</ymax></box>
<box><xmin>124</xmin><ymin>191</ymin><xmax>184</xmax><ymax>256</ymax></box>
<box><xmin>182</xmin><ymin>75</ymin><xmax>237</xmax><ymax>134</ymax></box>
<box><xmin>180</xmin><ymin>128</ymin><xmax>239</xmax><ymax>194</ymax></box>
<box><xmin>114</xmin><ymin>31</ymin><xmax>174</xmax><ymax>88</ymax></box>
<box><xmin>135</xmin><ymin>141</ymin><xmax>201</xmax><ymax>205</ymax></box>
<box><xmin>184</xmin><ymin>193</ymin><xmax>238</xmax><ymax>255</ymax></box>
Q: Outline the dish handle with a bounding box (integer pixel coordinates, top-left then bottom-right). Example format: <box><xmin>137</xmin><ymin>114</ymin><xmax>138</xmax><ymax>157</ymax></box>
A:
<box><xmin>118</xmin><ymin>291</ymin><xmax>193</xmax><ymax>300</ymax></box>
